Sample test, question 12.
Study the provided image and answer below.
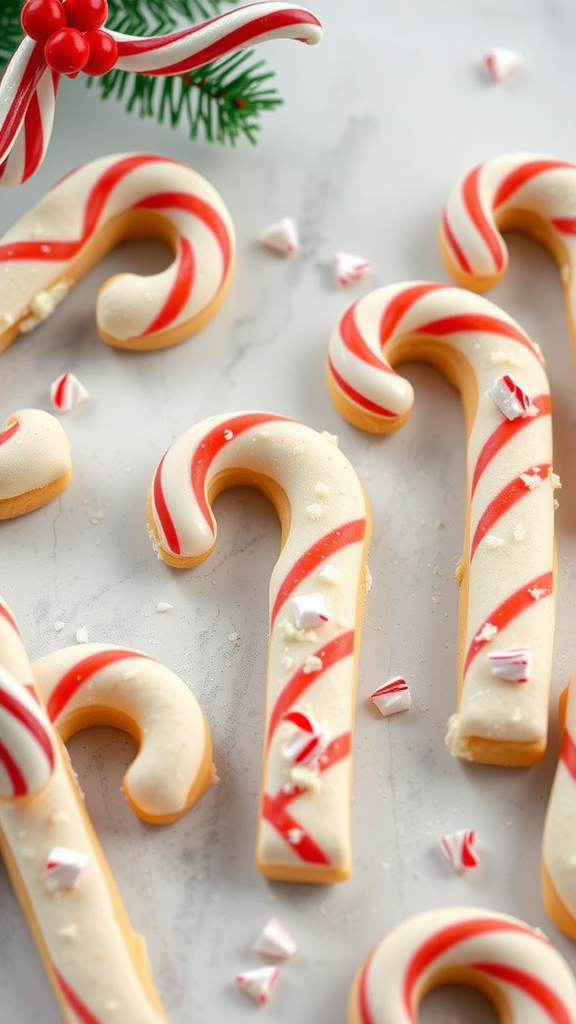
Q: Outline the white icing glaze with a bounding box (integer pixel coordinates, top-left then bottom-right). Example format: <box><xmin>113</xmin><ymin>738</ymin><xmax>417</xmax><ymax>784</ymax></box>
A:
<box><xmin>0</xmin><ymin>408</ymin><xmax>72</xmax><ymax>511</ymax></box>
<box><xmin>147</xmin><ymin>411</ymin><xmax>370</xmax><ymax>882</ymax></box>
<box><xmin>327</xmin><ymin>282</ymin><xmax>555</xmax><ymax>763</ymax></box>
<box><xmin>348</xmin><ymin>906</ymin><xmax>576</xmax><ymax>1024</ymax></box>
<box><xmin>32</xmin><ymin>642</ymin><xmax>213</xmax><ymax>822</ymax></box>
<box><xmin>542</xmin><ymin>673</ymin><xmax>576</xmax><ymax>935</ymax></box>
<box><xmin>0</xmin><ymin>152</ymin><xmax>235</xmax><ymax>350</ymax></box>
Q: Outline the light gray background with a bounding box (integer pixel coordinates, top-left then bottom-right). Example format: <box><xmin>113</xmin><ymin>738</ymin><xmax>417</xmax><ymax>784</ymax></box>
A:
<box><xmin>1</xmin><ymin>1</ymin><xmax>576</xmax><ymax>1020</ymax></box>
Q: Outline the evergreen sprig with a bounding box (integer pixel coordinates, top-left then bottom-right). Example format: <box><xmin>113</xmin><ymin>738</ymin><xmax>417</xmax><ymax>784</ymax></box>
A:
<box><xmin>0</xmin><ymin>0</ymin><xmax>283</xmax><ymax>145</ymax></box>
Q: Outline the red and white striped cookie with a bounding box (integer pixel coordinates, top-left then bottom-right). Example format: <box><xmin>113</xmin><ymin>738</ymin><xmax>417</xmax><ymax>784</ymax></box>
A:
<box><xmin>147</xmin><ymin>411</ymin><xmax>371</xmax><ymax>883</ymax></box>
<box><xmin>542</xmin><ymin>671</ymin><xmax>576</xmax><ymax>941</ymax></box>
<box><xmin>32</xmin><ymin>642</ymin><xmax>214</xmax><ymax>823</ymax></box>
<box><xmin>327</xmin><ymin>282</ymin><xmax>556</xmax><ymax>766</ymax></box>
<box><xmin>439</xmin><ymin>153</ymin><xmax>576</xmax><ymax>355</ymax></box>
<box><xmin>0</xmin><ymin>408</ymin><xmax>72</xmax><ymax>520</ymax></box>
<box><xmin>0</xmin><ymin>152</ymin><xmax>235</xmax><ymax>353</ymax></box>
<box><xmin>348</xmin><ymin>906</ymin><xmax>576</xmax><ymax>1024</ymax></box>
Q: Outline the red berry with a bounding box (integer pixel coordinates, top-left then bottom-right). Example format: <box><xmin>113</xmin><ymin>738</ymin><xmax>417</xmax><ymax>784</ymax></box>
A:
<box><xmin>82</xmin><ymin>29</ymin><xmax>118</xmax><ymax>76</ymax></box>
<box><xmin>44</xmin><ymin>27</ymin><xmax>90</xmax><ymax>75</ymax></box>
<box><xmin>21</xmin><ymin>0</ymin><xmax>67</xmax><ymax>43</ymax></box>
<box><xmin>65</xmin><ymin>0</ymin><xmax>108</xmax><ymax>32</ymax></box>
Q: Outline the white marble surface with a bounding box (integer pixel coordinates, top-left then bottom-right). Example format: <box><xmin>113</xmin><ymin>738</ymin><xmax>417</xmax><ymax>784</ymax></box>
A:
<box><xmin>2</xmin><ymin>1</ymin><xmax>576</xmax><ymax>1020</ymax></box>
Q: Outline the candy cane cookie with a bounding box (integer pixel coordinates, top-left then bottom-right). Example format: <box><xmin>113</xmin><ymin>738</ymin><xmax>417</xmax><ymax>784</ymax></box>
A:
<box><xmin>0</xmin><ymin>151</ymin><xmax>235</xmax><ymax>352</ymax></box>
<box><xmin>147</xmin><ymin>411</ymin><xmax>371</xmax><ymax>883</ymax></box>
<box><xmin>0</xmin><ymin>3</ymin><xmax>322</xmax><ymax>187</ymax></box>
<box><xmin>0</xmin><ymin>408</ymin><xmax>72</xmax><ymax>519</ymax></box>
<box><xmin>439</xmin><ymin>153</ymin><xmax>576</xmax><ymax>355</ymax></box>
<box><xmin>0</xmin><ymin>603</ymin><xmax>213</xmax><ymax>1023</ymax></box>
<box><xmin>541</xmin><ymin>670</ymin><xmax>576</xmax><ymax>941</ymax></box>
<box><xmin>327</xmin><ymin>282</ymin><xmax>556</xmax><ymax>766</ymax></box>
<box><xmin>32</xmin><ymin>642</ymin><xmax>215</xmax><ymax>824</ymax></box>
<box><xmin>348</xmin><ymin>906</ymin><xmax>576</xmax><ymax>1024</ymax></box>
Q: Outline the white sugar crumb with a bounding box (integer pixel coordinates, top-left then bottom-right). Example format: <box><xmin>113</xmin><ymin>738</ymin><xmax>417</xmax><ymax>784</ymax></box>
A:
<box><xmin>59</xmin><ymin>923</ymin><xmax>78</xmax><ymax>941</ymax></box>
<box><xmin>319</xmin><ymin>563</ymin><xmax>340</xmax><ymax>585</ymax></box>
<box><xmin>281</xmin><ymin>655</ymin><xmax>296</xmax><ymax>671</ymax></box>
<box><xmin>293</xmin><ymin>443</ymin><xmax>305</xmax><ymax>456</ymax></box>
<box><xmin>54</xmin><ymin>620</ymin><xmax>65</xmax><ymax>632</ymax></box>
<box><xmin>305</xmin><ymin>502</ymin><xmax>323</xmax><ymax>520</ymax></box>
<box><xmin>302</xmin><ymin>655</ymin><xmax>323</xmax><ymax>674</ymax></box>
<box><xmin>321</xmin><ymin>430</ymin><xmax>339</xmax><ymax>447</ymax></box>
<box><xmin>156</xmin><ymin>602</ymin><xmax>173</xmax><ymax>613</ymax></box>
<box><xmin>431</xmin><ymin>595</ymin><xmax>441</xmax><ymax>605</ymax></box>
<box><xmin>287</xmin><ymin>827</ymin><xmax>304</xmax><ymax>845</ymax></box>
<box><xmin>122</xmin><ymin>667</ymin><xmax>137</xmax><ymax>680</ymax></box>
<box><xmin>315</xmin><ymin>482</ymin><xmax>331</xmax><ymax>499</ymax></box>
<box><xmin>513</xmin><ymin>522</ymin><xmax>526</xmax><ymax>541</ymax></box>
<box><xmin>48</xmin><ymin>810</ymin><xmax>70</xmax><ymax>825</ymax></box>
<box><xmin>90</xmin><ymin>510</ymin><xmax>105</xmax><ymax>525</ymax></box>
<box><xmin>529</xmin><ymin>586</ymin><xmax>547</xmax><ymax>601</ymax></box>
<box><xmin>484</xmin><ymin>533</ymin><xmax>505</xmax><ymax>549</ymax></box>
<box><xmin>278</xmin><ymin>619</ymin><xmax>318</xmax><ymax>644</ymax></box>
<box><xmin>289</xmin><ymin>765</ymin><xmax>321</xmax><ymax>791</ymax></box>
<box><xmin>223</xmin><ymin>428</ymin><xmax>234</xmax><ymax>441</ymax></box>
<box><xmin>488</xmin><ymin>349</ymin><xmax>522</xmax><ymax>367</ymax></box>
<box><xmin>520</xmin><ymin>470</ymin><xmax>543</xmax><ymax>490</ymax></box>
<box><xmin>76</xmin><ymin>628</ymin><xmax>89</xmax><ymax>644</ymax></box>
<box><xmin>475</xmin><ymin>622</ymin><xmax>498</xmax><ymax>642</ymax></box>
<box><xmin>364</xmin><ymin>565</ymin><xmax>373</xmax><ymax>593</ymax></box>
<box><xmin>548</xmin><ymin>469</ymin><xmax>562</xmax><ymax>491</ymax></box>
<box><xmin>228</xmin><ymin>631</ymin><xmax>242</xmax><ymax>646</ymax></box>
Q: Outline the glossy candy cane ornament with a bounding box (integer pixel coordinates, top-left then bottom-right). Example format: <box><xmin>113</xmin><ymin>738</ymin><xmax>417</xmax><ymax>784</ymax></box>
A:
<box><xmin>0</xmin><ymin>152</ymin><xmax>235</xmax><ymax>353</ymax></box>
<box><xmin>327</xmin><ymin>281</ymin><xmax>556</xmax><ymax>766</ymax></box>
<box><xmin>348</xmin><ymin>906</ymin><xmax>576</xmax><ymax>1024</ymax></box>
<box><xmin>541</xmin><ymin>669</ymin><xmax>576</xmax><ymax>942</ymax></box>
<box><xmin>0</xmin><ymin>2</ymin><xmax>323</xmax><ymax>187</ymax></box>
<box><xmin>0</xmin><ymin>596</ymin><xmax>214</xmax><ymax>1024</ymax></box>
<box><xmin>439</xmin><ymin>153</ymin><xmax>576</xmax><ymax>356</ymax></box>
<box><xmin>147</xmin><ymin>411</ymin><xmax>371</xmax><ymax>883</ymax></box>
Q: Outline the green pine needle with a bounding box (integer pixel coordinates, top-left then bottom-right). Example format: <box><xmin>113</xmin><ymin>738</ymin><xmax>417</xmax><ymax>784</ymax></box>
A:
<box><xmin>0</xmin><ymin>0</ymin><xmax>284</xmax><ymax>146</ymax></box>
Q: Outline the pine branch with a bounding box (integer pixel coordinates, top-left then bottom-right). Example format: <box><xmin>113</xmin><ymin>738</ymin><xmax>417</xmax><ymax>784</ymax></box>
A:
<box><xmin>0</xmin><ymin>1</ymin><xmax>25</xmax><ymax>67</ymax></box>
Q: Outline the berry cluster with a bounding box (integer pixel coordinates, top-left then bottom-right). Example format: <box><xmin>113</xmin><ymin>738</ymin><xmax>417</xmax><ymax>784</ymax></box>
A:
<box><xmin>21</xmin><ymin>0</ymin><xmax>118</xmax><ymax>77</ymax></box>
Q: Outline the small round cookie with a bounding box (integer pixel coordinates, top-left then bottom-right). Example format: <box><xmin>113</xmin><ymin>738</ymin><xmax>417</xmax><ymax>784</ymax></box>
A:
<box><xmin>0</xmin><ymin>408</ymin><xmax>72</xmax><ymax>519</ymax></box>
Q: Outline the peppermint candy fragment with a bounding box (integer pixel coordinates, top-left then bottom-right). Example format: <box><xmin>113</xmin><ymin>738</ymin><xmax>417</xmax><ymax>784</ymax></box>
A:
<box><xmin>370</xmin><ymin>677</ymin><xmax>411</xmax><ymax>717</ymax></box>
<box><xmin>46</xmin><ymin>846</ymin><xmax>89</xmax><ymax>889</ymax></box>
<box><xmin>332</xmin><ymin>250</ymin><xmax>371</xmax><ymax>288</ymax></box>
<box><xmin>50</xmin><ymin>372</ymin><xmax>90</xmax><ymax>413</ymax></box>
<box><xmin>439</xmin><ymin>829</ymin><xmax>479</xmax><ymax>871</ymax></box>
<box><xmin>251</xmin><ymin>917</ymin><xmax>298</xmax><ymax>960</ymax></box>
<box><xmin>235</xmin><ymin>965</ymin><xmax>280</xmax><ymax>1004</ymax></box>
<box><xmin>488</xmin><ymin>646</ymin><xmax>532</xmax><ymax>683</ymax></box>
<box><xmin>482</xmin><ymin>47</ymin><xmax>523</xmax><ymax>83</ymax></box>
<box><xmin>260</xmin><ymin>217</ymin><xmax>298</xmax><ymax>255</ymax></box>
<box><xmin>281</xmin><ymin>710</ymin><xmax>330</xmax><ymax>766</ymax></box>
<box><xmin>291</xmin><ymin>592</ymin><xmax>329</xmax><ymax>629</ymax></box>
<box><xmin>486</xmin><ymin>374</ymin><xmax>536</xmax><ymax>420</ymax></box>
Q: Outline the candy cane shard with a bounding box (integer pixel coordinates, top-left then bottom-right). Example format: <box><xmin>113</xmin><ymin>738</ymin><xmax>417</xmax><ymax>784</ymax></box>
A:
<box><xmin>0</xmin><ymin>3</ymin><xmax>322</xmax><ymax>187</ymax></box>
<box><xmin>0</xmin><ymin>151</ymin><xmax>235</xmax><ymax>353</ymax></box>
<box><xmin>347</xmin><ymin>906</ymin><xmax>576</xmax><ymax>1024</ymax></box>
<box><xmin>541</xmin><ymin>672</ymin><xmax>576</xmax><ymax>942</ymax></box>
<box><xmin>0</xmin><ymin>606</ymin><xmax>215</xmax><ymax>1023</ymax></box>
<box><xmin>32</xmin><ymin>642</ymin><xmax>215</xmax><ymax>823</ymax></box>
<box><xmin>326</xmin><ymin>282</ymin><xmax>556</xmax><ymax>766</ymax></box>
<box><xmin>147</xmin><ymin>411</ymin><xmax>371</xmax><ymax>883</ymax></box>
<box><xmin>0</xmin><ymin>408</ymin><xmax>72</xmax><ymax>519</ymax></box>
<box><xmin>438</xmin><ymin>153</ymin><xmax>576</xmax><ymax>350</ymax></box>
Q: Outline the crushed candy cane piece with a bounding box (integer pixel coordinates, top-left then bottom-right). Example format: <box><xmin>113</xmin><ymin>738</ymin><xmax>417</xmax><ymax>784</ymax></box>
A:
<box><xmin>332</xmin><ymin>250</ymin><xmax>372</xmax><ymax>288</ymax></box>
<box><xmin>291</xmin><ymin>592</ymin><xmax>330</xmax><ymax>629</ymax></box>
<box><xmin>486</xmin><ymin>374</ymin><xmax>536</xmax><ymax>420</ymax></box>
<box><xmin>156</xmin><ymin>602</ymin><xmax>173</xmax><ymax>613</ymax></box>
<box><xmin>252</xmin><ymin>917</ymin><xmax>298</xmax><ymax>959</ymax></box>
<box><xmin>282</xmin><ymin>711</ymin><xmax>330</xmax><ymax>765</ymax></box>
<box><xmin>235</xmin><ymin>965</ymin><xmax>280</xmax><ymax>1004</ymax></box>
<box><xmin>488</xmin><ymin>646</ymin><xmax>532</xmax><ymax>683</ymax></box>
<box><xmin>370</xmin><ymin>677</ymin><xmax>411</xmax><ymax>717</ymax></box>
<box><xmin>50</xmin><ymin>372</ymin><xmax>90</xmax><ymax>413</ymax></box>
<box><xmin>260</xmin><ymin>217</ymin><xmax>298</xmax><ymax>255</ymax></box>
<box><xmin>439</xmin><ymin>830</ymin><xmax>479</xmax><ymax>870</ymax></box>
<box><xmin>482</xmin><ymin>47</ymin><xmax>523</xmax><ymax>83</ymax></box>
<box><xmin>46</xmin><ymin>846</ymin><xmax>89</xmax><ymax>889</ymax></box>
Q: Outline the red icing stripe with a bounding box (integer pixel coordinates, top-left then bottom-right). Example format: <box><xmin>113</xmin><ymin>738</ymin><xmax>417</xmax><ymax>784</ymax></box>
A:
<box><xmin>114</xmin><ymin>10</ymin><xmax>321</xmax><ymax>74</ymax></box>
<box><xmin>0</xmin><ymin>420</ymin><xmax>19</xmax><ymax>445</ymax></box>
<box><xmin>0</xmin><ymin>599</ymin><xmax>20</xmax><ymax>634</ymax></box>
<box><xmin>379</xmin><ymin>282</ymin><xmax>448</xmax><ymax>344</ymax></box>
<box><xmin>561</xmin><ymin>728</ymin><xmax>576</xmax><ymax>782</ymax></box>
<box><xmin>0</xmin><ymin>684</ymin><xmax>54</xmax><ymax>783</ymax></box>
<box><xmin>415</xmin><ymin>313</ymin><xmax>539</xmax><ymax>361</ymax></box>
<box><xmin>267</xmin><ymin>631</ymin><xmax>355</xmax><ymax>748</ymax></box>
<box><xmin>339</xmin><ymin>302</ymin><xmax>391</xmax><ymax>369</ymax></box>
<box><xmin>357</xmin><ymin>948</ymin><xmax>379</xmax><ymax>1024</ymax></box>
<box><xmin>270</xmin><ymin>518</ymin><xmax>366</xmax><ymax>628</ymax></box>
<box><xmin>551</xmin><ymin>217</ymin><xmax>576</xmax><ymax>235</ymax></box>
<box><xmin>472</xmin><ymin>394</ymin><xmax>551</xmax><ymax>498</ymax></box>
<box><xmin>46</xmin><ymin>648</ymin><xmax>152</xmax><ymax>722</ymax></box>
<box><xmin>55</xmin><ymin>969</ymin><xmax>103</xmax><ymax>1024</ymax></box>
<box><xmin>327</xmin><ymin>357</ymin><xmax>398</xmax><ymax>419</ymax></box>
<box><xmin>470</xmin><ymin>962</ymin><xmax>572</xmax><ymax>1024</ymax></box>
<box><xmin>144</xmin><ymin>235</ymin><xmax>195</xmax><ymax>335</ymax></box>
<box><xmin>464</xmin><ymin>571</ymin><xmax>553</xmax><ymax>675</ymax></box>
<box><xmin>470</xmin><ymin>463</ymin><xmax>551</xmax><ymax>559</ymax></box>
<box><xmin>461</xmin><ymin>164</ymin><xmax>505</xmax><ymax>273</ymax></box>
<box><xmin>0</xmin><ymin>738</ymin><xmax>28</xmax><ymax>796</ymax></box>
<box><xmin>493</xmin><ymin>159</ymin><xmax>576</xmax><ymax>209</ymax></box>
<box><xmin>441</xmin><ymin>210</ymin><xmax>473</xmax><ymax>275</ymax></box>
<box><xmin>151</xmin><ymin>452</ymin><xmax>179</xmax><ymax>553</ymax></box>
